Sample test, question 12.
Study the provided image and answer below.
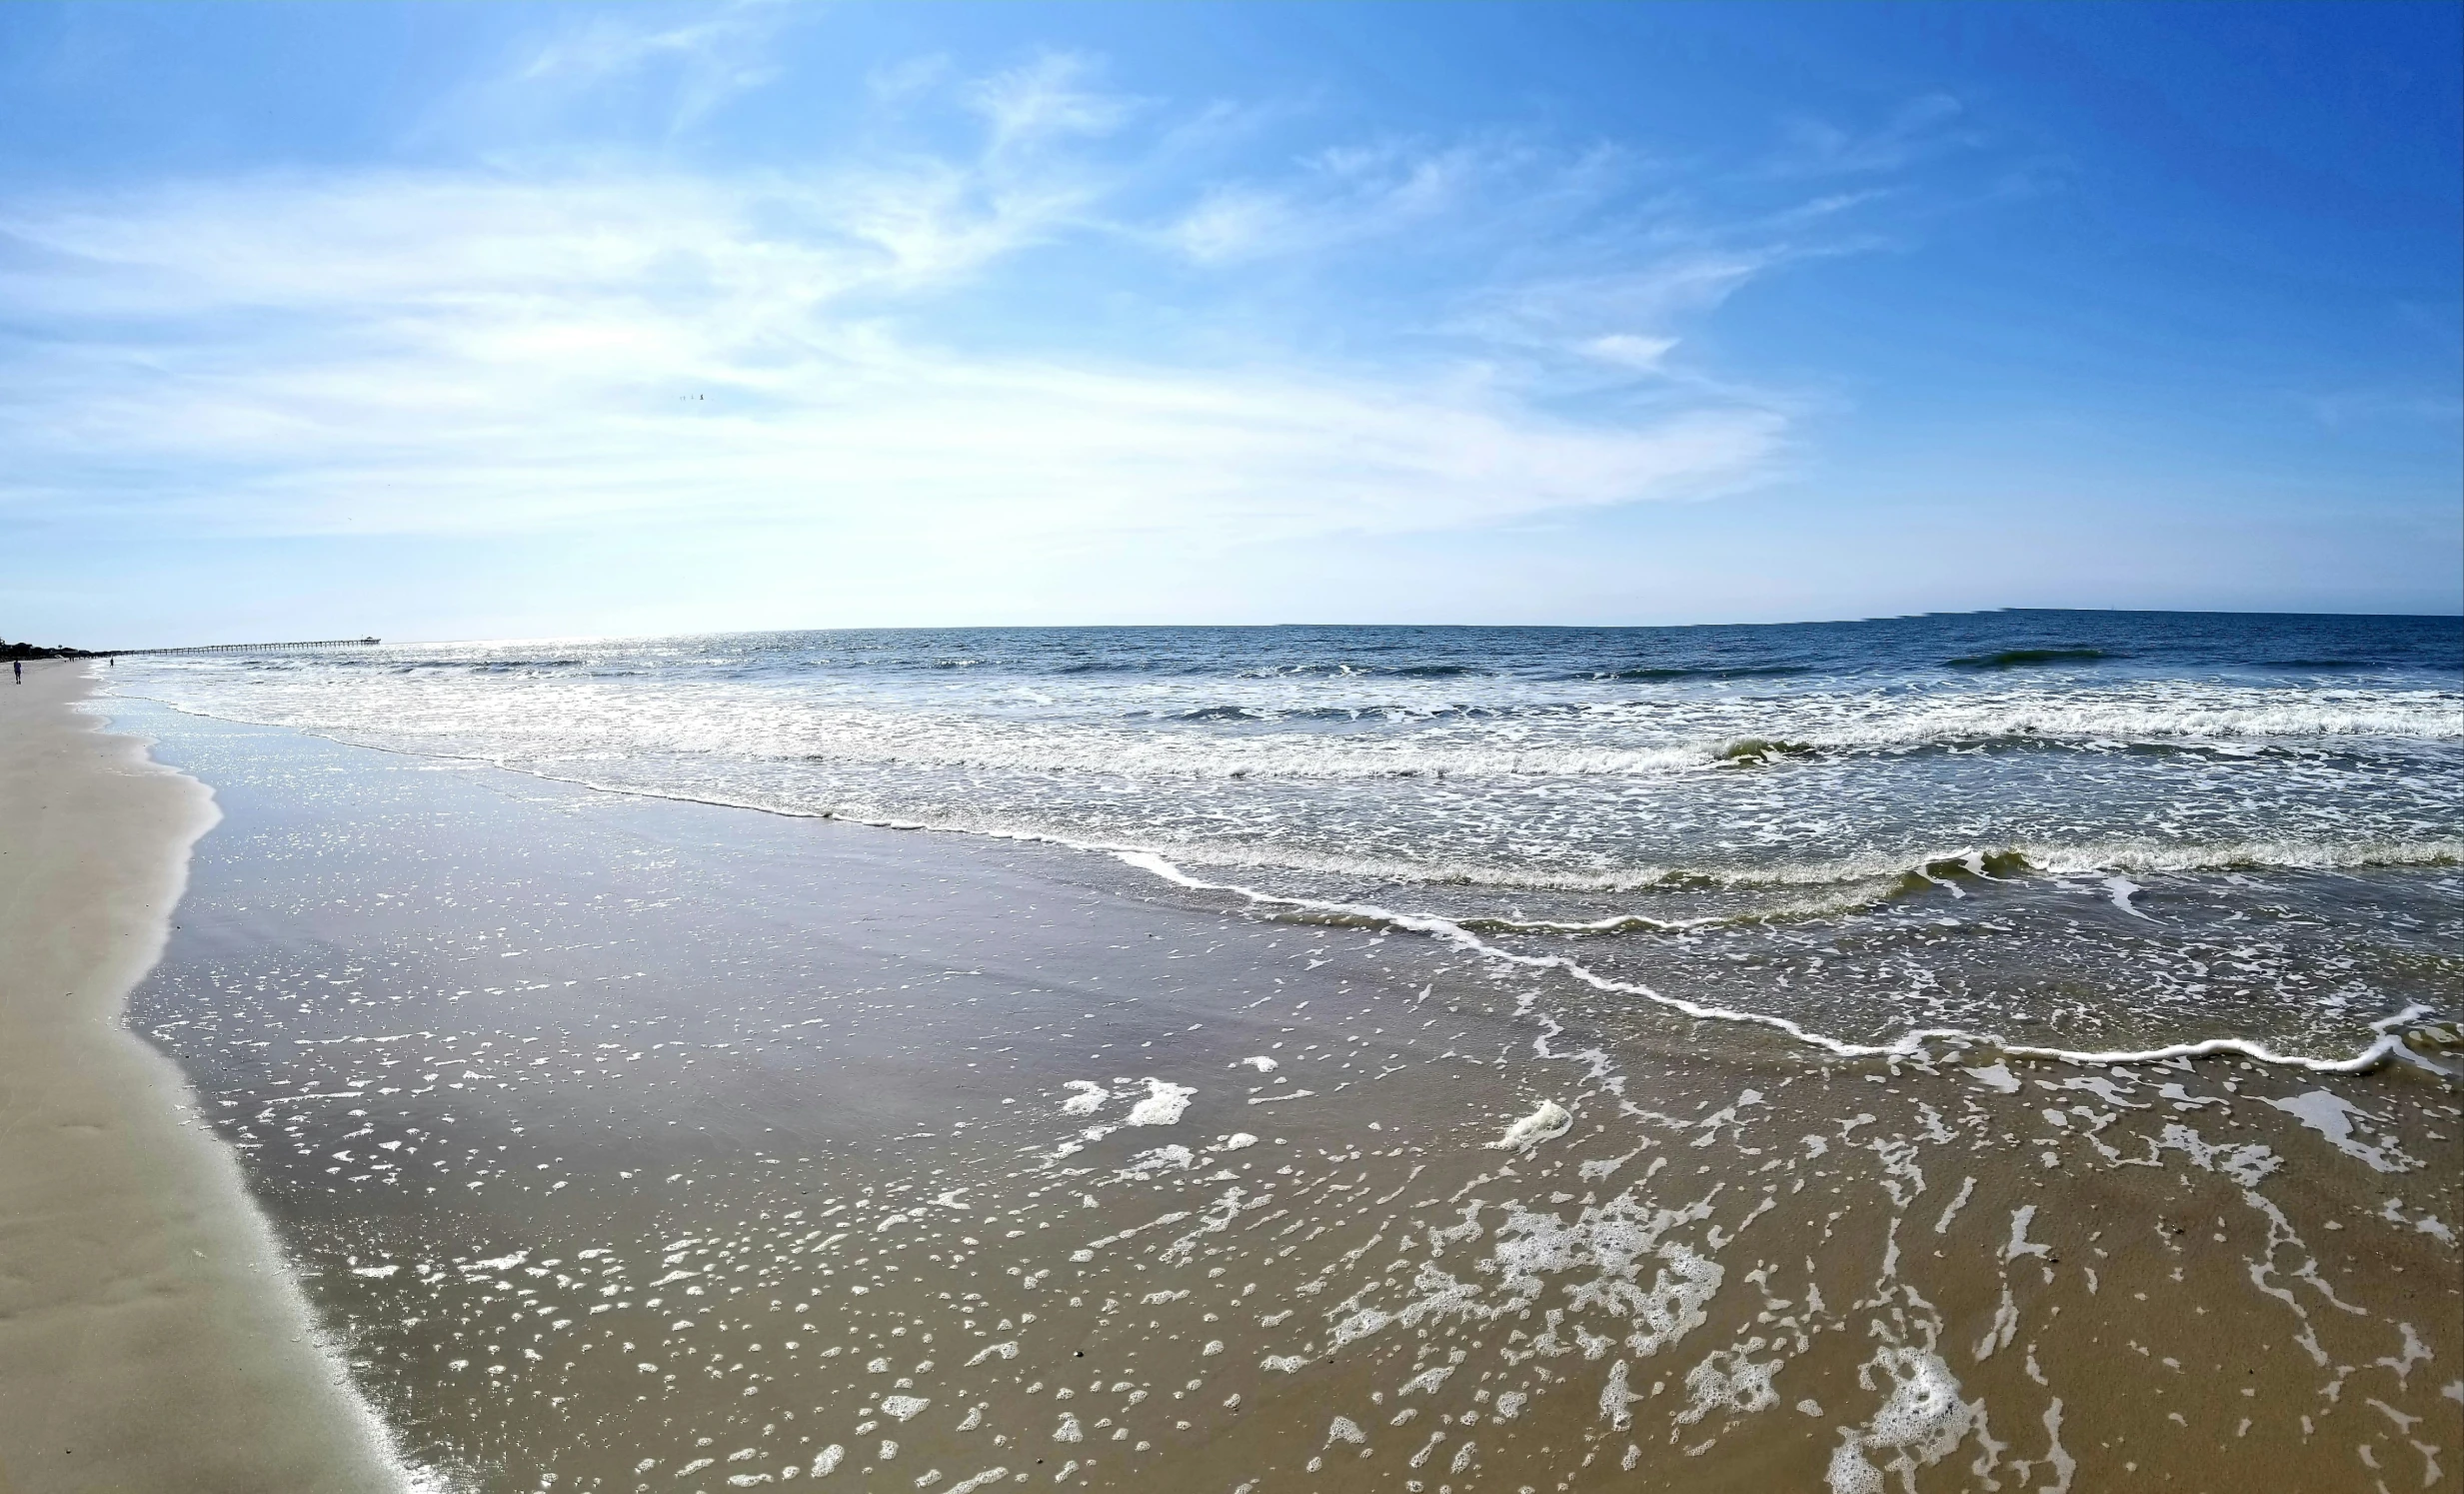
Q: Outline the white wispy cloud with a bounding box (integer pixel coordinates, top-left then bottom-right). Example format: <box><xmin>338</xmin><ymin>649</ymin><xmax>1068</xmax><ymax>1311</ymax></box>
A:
<box><xmin>1161</xmin><ymin>136</ymin><xmax>1633</xmax><ymax>268</ymax></box>
<box><xmin>1167</xmin><ymin>141</ymin><xmax>1492</xmax><ymax>264</ymax></box>
<box><xmin>968</xmin><ymin>51</ymin><xmax>1140</xmax><ymax>153</ymax></box>
<box><xmin>424</xmin><ymin>0</ymin><xmax>798</xmax><ymax>144</ymax></box>
<box><xmin>0</xmin><ymin>46</ymin><xmax>1868</xmax><ymax>567</ymax></box>
<box><xmin>0</xmin><ymin>174</ymin><xmax>1782</xmax><ymax>540</ymax></box>
<box><xmin>1771</xmin><ymin>94</ymin><xmax>1973</xmax><ymax>177</ymax></box>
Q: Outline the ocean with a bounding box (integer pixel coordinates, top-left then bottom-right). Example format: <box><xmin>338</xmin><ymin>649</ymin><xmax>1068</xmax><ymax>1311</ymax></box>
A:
<box><xmin>120</xmin><ymin>610</ymin><xmax>2463</xmax><ymax>1067</ymax></box>
<box><xmin>91</xmin><ymin>610</ymin><xmax>2464</xmax><ymax>1492</ymax></box>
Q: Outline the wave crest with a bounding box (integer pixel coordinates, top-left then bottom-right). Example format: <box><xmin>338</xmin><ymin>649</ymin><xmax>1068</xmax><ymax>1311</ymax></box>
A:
<box><xmin>1145</xmin><ymin>835</ymin><xmax>2463</xmax><ymax>900</ymax></box>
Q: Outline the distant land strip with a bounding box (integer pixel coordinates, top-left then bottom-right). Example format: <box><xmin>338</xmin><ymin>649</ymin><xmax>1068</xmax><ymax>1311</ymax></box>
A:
<box><xmin>2</xmin><ymin>637</ymin><xmax>380</xmax><ymax>661</ymax></box>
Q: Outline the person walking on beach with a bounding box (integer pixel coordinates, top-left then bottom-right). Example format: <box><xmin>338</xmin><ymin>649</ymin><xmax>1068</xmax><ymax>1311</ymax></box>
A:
<box><xmin>12</xmin><ymin>660</ymin><xmax>19</xmax><ymax>683</ymax></box>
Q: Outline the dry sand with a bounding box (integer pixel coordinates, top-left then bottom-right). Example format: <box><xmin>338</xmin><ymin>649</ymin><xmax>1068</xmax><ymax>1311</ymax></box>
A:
<box><xmin>0</xmin><ymin>665</ymin><xmax>407</xmax><ymax>1493</ymax></box>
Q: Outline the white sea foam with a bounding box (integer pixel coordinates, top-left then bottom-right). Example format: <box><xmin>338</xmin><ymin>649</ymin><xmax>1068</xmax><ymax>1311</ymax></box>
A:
<box><xmin>1490</xmin><ymin>1100</ymin><xmax>1573</xmax><ymax>1151</ymax></box>
<box><xmin>1599</xmin><ymin>1360</ymin><xmax>1638</xmax><ymax>1429</ymax></box>
<box><xmin>2102</xmin><ymin>875</ymin><xmax>2151</xmax><ymax>918</ymax></box>
<box><xmin>1125</xmin><ymin>1080</ymin><xmax>1195</xmax><ymax>1126</ymax></box>
<box><xmin>1114</xmin><ymin>852</ymin><xmax>2446</xmax><ymax>1074</ymax></box>
<box><xmin>2264</xmin><ymin>1090</ymin><xmax>2416</xmax><ymax>1173</ymax></box>
<box><xmin>1964</xmin><ymin>1064</ymin><xmax>2020</xmax><ymax>1094</ymax></box>
<box><xmin>1158</xmin><ymin>833</ymin><xmax>2464</xmax><ymax>911</ymax></box>
<box><xmin>1120</xmin><ymin>1145</ymin><xmax>1195</xmax><ymax>1178</ymax></box>
<box><xmin>115</xmin><ymin>671</ymin><xmax>2464</xmax><ymax>911</ymax></box>
<box><xmin>2004</xmin><ymin>1207</ymin><xmax>2050</xmax><ymax>1262</ymax></box>
<box><xmin>128</xmin><ymin>656</ymin><xmax>2464</xmax><ymax>789</ymax></box>
<box><xmin>1828</xmin><ymin>1347</ymin><xmax>1980</xmax><ymax>1494</ymax></box>
<box><xmin>1677</xmin><ymin>1346</ymin><xmax>1781</xmax><ymax>1424</ymax></box>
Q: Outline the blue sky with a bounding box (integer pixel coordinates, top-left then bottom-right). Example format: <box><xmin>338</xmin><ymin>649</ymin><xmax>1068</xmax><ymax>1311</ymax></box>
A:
<box><xmin>1</xmin><ymin>1</ymin><xmax>2456</xmax><ymax>645</ymax></box>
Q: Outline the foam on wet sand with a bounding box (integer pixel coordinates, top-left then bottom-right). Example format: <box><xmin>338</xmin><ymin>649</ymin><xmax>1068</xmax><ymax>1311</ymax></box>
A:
<box><xmin>1490</xmin><ymin>1098</ymin><xmax>1573</xmax><ymax>1151</ymax></box>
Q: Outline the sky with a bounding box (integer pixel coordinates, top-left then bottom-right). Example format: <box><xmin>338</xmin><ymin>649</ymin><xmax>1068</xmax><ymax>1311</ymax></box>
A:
<box><xmin>1</xmin><ymin>1</ymin><xmax>2456</xmax><ymax>646</ymax></box>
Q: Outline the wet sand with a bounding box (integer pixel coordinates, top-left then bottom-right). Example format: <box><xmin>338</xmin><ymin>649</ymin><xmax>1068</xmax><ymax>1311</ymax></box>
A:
<box><xmin>96</xmin><ymin>695</ymin><xmax>2464</xmax><ymax>1492</ymax></box>
<box><xmin>0</xmin><ymin>667</ymin><xmax>409</xmax><ymax>1492</ymax></box>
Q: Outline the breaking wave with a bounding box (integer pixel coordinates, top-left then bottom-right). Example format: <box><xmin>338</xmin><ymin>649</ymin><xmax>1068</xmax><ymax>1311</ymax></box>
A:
<box><xmin>1143</xmin><ymin>835</ymin><xmax>2463</xmax><ymax>903</ymax></box>
<box><xmin>276</xmin><ymin>689</ymin><xmax>2454</xmax><ymax>784</ymax></box>
<box><xmin>1945</xmin><ymin>648</ymin><xmax>2118</xmax><ymax>670</ymax></box>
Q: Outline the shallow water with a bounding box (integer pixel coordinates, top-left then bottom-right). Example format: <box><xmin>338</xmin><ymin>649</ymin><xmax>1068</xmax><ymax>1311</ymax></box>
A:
<box><xmin>110</xmin><ymin>699</ymin><xmax>2463</xmax><ymax>1494</ymax></box>
<box><xmin>118</xmin><ymin>613</ymin><xmax>2462</xmax><ymax>1062</ymax></box>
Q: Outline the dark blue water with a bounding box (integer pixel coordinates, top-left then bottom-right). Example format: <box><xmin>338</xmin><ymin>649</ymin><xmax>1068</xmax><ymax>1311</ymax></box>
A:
<box><xmin>240</xmin><ymin>608</ymin><xmax>2461</xmax><ymax>684</ymax></box>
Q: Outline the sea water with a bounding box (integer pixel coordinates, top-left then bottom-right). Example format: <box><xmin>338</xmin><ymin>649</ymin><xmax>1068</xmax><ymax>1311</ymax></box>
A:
<box><xmin>117</xmin><ymin>610</ymin><xmax>2461</xmax><ymax>1064</ymax></box>
<box><xmin>98</xmin><ymin>618</ymin><xmax>2464</xmax><ymax>1492</ymax></box>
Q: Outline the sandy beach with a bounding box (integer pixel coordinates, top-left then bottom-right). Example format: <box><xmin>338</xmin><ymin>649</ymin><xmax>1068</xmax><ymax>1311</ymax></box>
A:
<box><xmin>29</xmin><ymin>673</ymin><xmax>2451</xmax><ymax>1492</ymax></box>
<box><xmin>5</xmin><ymin>0</ymin><xmax>2455</xmax><ymax>1485</ymax></box>
<box><xmin>0</xmin><ymin>666</ymin><xmax>408</xmax><ymax>1493</ymax></box>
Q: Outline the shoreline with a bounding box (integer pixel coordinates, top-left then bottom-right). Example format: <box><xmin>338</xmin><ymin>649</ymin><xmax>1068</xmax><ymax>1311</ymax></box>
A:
<box><xmin>97</xmin><ymin>690</ymin><xmax>2462</xmax><ymax>1491</ymax></box>
<box><xmin>120</xmin><ymin>695</ymin><xmax>2455</xmax><ymax>1078</ymax></box>
<box><xmin>0</xmin><ymin>664</ymin><xmax>411</xmax><ymax>1493</ymax></box>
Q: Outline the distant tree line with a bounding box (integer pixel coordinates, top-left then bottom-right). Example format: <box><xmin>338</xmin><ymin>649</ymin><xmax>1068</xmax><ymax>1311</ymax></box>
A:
<box><xmin>0</xmin><ymin>639</ymin><xmax>95</xmax><ymax>660</ymax></box>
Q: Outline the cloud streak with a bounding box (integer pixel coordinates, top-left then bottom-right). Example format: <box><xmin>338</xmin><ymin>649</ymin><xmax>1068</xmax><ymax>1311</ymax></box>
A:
<box><xmin>434</xmin><ymin>0</ymin><xmax>799</xmax><ymax>143</ymax></box>
<box><xmin>0</xmin><ymin>49</ymin><xmax>1868</xmax><ymax>567</ymax></box>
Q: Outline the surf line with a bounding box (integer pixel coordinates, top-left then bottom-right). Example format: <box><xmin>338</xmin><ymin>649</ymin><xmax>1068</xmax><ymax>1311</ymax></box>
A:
<box><xmin>108</xmin><ymin>688</ymin><xmax>2435</xmax><ymax>1077</ymax></box>
<box><xmin>1110</xmin><ymin>851</ymin><xmax>2430</xmax><ymax>1076</ymax></box>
